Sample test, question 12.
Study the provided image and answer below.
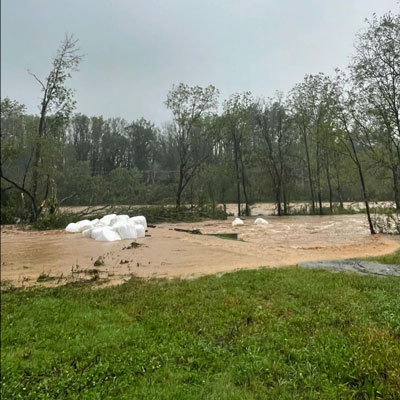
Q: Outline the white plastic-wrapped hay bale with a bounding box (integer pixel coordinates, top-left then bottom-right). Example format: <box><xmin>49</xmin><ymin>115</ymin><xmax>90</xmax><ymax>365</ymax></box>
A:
<box><xmin>82</xmin><ymin>228</ymin><xmax>93</xmax><ymax>238</ymax></box>
<box><xmin>91</xmin><ymin>226</ymin><xmax>108</xmax><ymax>240</ymax></box>
<box><xmin>254</xmin><ymin>218</ymin><xmax>268</xmax><ymax>225</ymax></box>
<box><xmin>66</xmin><ymin>219</ymin><xmax>95</xmax><ymax>233</ymax></box>
<box><xmin>117</xmin><ymin>224</ymin><xmax>138</xmax><ymax>239</ymax></box>
<box><xmin>135</xmin><ymin>224</ymin><xmax>146</xmax><ymax>238</ymax></box>
<box><xmin>66</xmin><ymin>214</ymin><xmax>147</xmax><ymax>242</ymax></box>
<box><xmin>76</xmin><ymin>220</ymin><xmax>94</xmax><ymax>232</ymax></box>
<box><xmin>110</xmin><ymin>221</ymin><xmax>126</xmax><ymax>231</ymax></box>
<box><xmin>95</xmin><ymin>228</ymin><xmax>121</xmax><ymax>242</ymax></box>
<box><xmin>99</xmin><ymin>214</ymin><xmax>117</xmax><ymax>226</ymax></box>
<box><xmin>129</xmin><ymin>216</ymin><xmax>147</xmax><ymax>230</ymax></box>
<box><xmin>110</xmin><ymin>215</ymin><xmax>130</xmax><ymax>226</ymax></box>
<box><xmin>232</xmin><ymin>217</ymin><xmax>244</xmax><ymax>227</ymax></box>
<box><xmin>65</xmin><ymin>223</ymin><xmax>80</xmax><ymax>233</ymax></box>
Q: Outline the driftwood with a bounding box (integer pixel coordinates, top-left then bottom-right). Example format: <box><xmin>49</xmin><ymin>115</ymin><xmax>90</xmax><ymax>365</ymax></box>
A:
<box><xmin>173</xmin><ymin>228</ymin><xmax>238</xmax><ymax>240</ymax></box>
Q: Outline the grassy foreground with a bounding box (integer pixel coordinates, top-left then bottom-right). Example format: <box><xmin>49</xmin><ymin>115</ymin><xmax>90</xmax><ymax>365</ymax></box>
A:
<box><xmin>2</xmin><ymin>268</ymin><xmax>400</xmax><ymax>399</ymax></box>
<box><xmin>363</xmin><ymin>249</ymin><xmax>400</xmax><ymax>265</ymax></box>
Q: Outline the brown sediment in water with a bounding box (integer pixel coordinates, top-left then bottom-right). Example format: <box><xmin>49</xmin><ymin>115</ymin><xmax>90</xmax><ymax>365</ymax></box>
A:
<box><xmin>1</xmin><ymin>213</ymin><xmax>399</xmax><ymax>288</ymax></box>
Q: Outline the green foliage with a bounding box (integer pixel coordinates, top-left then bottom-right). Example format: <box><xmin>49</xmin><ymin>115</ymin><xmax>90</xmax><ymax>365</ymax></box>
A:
<box><xmin>165</xmin><ymin>83</ymin><xmax>220</xmax><ymax>206</ymax></box>
<box><xmin>0</xmin><ymin>187</ymin><xmax>31</xmax><ymax>224</ymax></box>
<box><xmin>58</xmin><ymin>161</ymin><xmax>97</xmax><ymax>205</ymax></box>
<box><xmin>108</xmin><ymin>167</ymin><xmax>142</xmax><ymax>204</ymax></box>
<box><xmin>2</xmin><ymin>268</ymin><xmax>400</xmax><ymax>399</ymax></box>
<box><xmin>32</xmin><ymin>212</ymin><xmax>78</xmax><ymax>230</ymax></box>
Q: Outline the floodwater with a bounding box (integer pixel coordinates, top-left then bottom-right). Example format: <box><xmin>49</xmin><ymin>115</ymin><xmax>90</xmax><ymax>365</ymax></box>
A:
<box><xmin>2</xmin><ymin>209</ymin><xmax>399</xmax><ymax>288</ymax></box>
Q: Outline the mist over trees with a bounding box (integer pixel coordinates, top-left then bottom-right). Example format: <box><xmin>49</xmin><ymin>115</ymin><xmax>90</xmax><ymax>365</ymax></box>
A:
<box><xmin>1</xmin><ymin>11</ymin><xmax>399</xmax><ymax>228</ymax></box>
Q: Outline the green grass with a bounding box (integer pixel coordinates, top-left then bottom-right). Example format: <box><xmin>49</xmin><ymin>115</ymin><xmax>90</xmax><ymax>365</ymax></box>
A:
<box><xmin>363</xmin><ymin>249</ymin><xmax>400</xmax><ymax>265</ymax></box>
<box><xmin>2</xmin><ymin>268</ymin><xmax>400</xmax><ymax>399</ymax></box>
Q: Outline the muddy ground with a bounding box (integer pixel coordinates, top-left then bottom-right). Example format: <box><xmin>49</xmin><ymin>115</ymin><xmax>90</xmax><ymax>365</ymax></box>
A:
<box><xmin>2</xmin><ymin>212</ymin><xmax>399</xmax><ymax>288</ymax></box>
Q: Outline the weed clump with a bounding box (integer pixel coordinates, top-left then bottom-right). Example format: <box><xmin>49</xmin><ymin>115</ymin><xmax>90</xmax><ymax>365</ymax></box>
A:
<box><xmin>93</xmin><ymin>256</ymin><xmax>105</xmax><ymax>267</ymax></box>
<box><xmin>36</xmin><ymin>273</ymin><xmax>57</xmax><ymax>283</ymax></box>
<box><xmin>123</xmin><ymin>242</ymin><xmax>143</xmax><ymax>250</ymax></box>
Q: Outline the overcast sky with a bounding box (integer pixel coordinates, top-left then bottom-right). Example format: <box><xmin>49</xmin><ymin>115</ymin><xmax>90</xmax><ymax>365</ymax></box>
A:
<box><xmin>2</xmin><ymin>0</ymin><xmax>399</xmax><ymax>126</ymax></box>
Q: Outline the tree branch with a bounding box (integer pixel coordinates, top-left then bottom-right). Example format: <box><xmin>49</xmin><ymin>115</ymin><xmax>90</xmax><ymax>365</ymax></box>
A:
<box><xmin>27</xmin><ymin>70</ymin><xmax>46</xmax><ymax>91</ymax></box>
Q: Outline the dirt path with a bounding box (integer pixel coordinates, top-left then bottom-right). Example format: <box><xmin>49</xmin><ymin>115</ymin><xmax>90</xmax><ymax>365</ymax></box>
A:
<box><xmin>2</xmin><ymin>214</ymin><xmax>399</xmax><ymax>288</ymax></box>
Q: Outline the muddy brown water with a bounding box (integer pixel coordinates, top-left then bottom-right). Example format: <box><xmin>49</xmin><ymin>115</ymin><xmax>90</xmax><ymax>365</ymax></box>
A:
<box><xmin>2</xmin><ymin>210</ymin><xmax>399</xmax><ymax>288</ymax></box>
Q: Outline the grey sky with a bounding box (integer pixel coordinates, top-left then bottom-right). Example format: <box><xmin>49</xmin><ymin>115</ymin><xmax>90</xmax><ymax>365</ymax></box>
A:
<box><xmin>2</xmin><ymin>0</ymin><xmax>399</xmax><ymax>126</ymax></box>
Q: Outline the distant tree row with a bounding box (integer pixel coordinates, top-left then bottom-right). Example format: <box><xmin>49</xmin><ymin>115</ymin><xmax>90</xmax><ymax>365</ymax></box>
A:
<box><xmin>1</xmin><ymin>11</ymin><xmax>399</xmax><ymax>234</ymax></box>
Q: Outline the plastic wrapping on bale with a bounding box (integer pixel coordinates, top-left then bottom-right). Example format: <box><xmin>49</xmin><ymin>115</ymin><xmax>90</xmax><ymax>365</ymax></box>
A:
<box><xmin>254</xmin><ymin>218</ymin><xmax>268</xmax><ymax>225</ymax></box>
<box><xmin>110</xmin><ymin>215</ymin><xmax>130</xmax><ymax>226</ymax></box>
<box><xmin>109</xmin><ymin>218</ymin><xmax>118</xmax><ymax>226</ymax></box>
<box><xmin>91</xmin><ymin>226</ymin><xmax>107</xmax><ymax>240</ymax></box>
<box><xmin>76</xmin><ymin>219</ymin><xmax>91</xmax><ymax>227</ymax></box>
<box><xmin>65</xmin><ymin>223</ymin><xmax>80</xmax><ymax>233</ymax></box>
<box><xmin>66</xmin><ymin>214</ymin><xmax>147</xmax><ymax>241</ymax></box>
<box><xmin>117</xmin><ymin>224</ymin><xmax>138</xmax><ymax>239</ymax></box>
<box><xmin>129</xmin><ymin>216</ymin><xmax>147</xmax><ymax>230</ymax></box>
<box><xmin>94</xmin><ymin>221</ymin><xmax>107</xmax><ymax>227</ymax></box>
<box><xmin>95</xmin><ymin>228</ymin><xmax>121</xmax><ymax>242</ymax></box>
<box><xmin>76</xmin><ymin>220</ymin><xmax>94</xmax><ymax>232</ymax></box>
<box><xmin>82</xmin><ymin>228</ymin><xmax>93</xmax><ymax>238</ymax></box>
<box><xmin>99</xmin><ymin>214</ymin><xmax>117</xmax><ymax>226</ymax></box>
<box><xmin>110</xmin><ymin>221</ymin><xmax>126</xmax><ymax>231</ymax></box>
<box><xmin>135</xmin><ymin>224</ymin><xmax>145</xmax><ymax>238</ymax></box>
<box><xmin>232</xmin><ymin>218</ymin><xmax>244</xmax><ymax>227</ymax></box>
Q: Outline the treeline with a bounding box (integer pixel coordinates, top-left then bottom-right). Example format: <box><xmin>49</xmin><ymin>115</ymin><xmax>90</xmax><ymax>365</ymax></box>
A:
<box><xmin>1</xmin><ymin>11</ymin><xmax>399</xmax><ymax>230</ymax></box>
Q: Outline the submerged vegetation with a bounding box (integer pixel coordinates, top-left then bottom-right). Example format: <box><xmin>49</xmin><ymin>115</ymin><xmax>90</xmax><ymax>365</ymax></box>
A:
<box><xmin>2</xmin><ymin>267</ymin><xmax>400</xmax><ymax>399</ymax></box>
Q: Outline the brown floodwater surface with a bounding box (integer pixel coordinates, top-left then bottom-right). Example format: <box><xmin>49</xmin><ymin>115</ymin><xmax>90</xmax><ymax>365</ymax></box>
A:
<box><xmin>1</xmin><ymin>213</ymin><xmax>399</xmax><ymax>287</ymax></box>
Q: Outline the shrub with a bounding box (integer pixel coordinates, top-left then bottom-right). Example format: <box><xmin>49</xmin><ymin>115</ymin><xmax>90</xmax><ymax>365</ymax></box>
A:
<box><xmin>32</xmin><ymin>212</ymin><xmax>78</xmax><ymax>230</ymax></box>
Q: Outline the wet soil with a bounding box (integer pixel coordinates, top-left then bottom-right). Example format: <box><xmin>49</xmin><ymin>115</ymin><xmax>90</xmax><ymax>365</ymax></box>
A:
<box><xmin>2</xmin><ymin>212</ymin><xmax>399</xmax><ymax>288</ymax></box>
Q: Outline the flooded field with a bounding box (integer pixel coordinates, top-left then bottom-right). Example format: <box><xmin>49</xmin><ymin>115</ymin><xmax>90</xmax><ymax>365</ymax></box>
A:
<box><xmin>2</xmin><ymin>210</ymin><xmax>399</xmax><ymax>288</ymax></box>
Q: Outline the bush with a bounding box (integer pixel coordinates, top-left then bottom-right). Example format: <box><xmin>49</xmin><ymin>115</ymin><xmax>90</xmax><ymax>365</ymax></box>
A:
<box><xmin>32</xmin><ymin>212</ymin><xmax>78</xmax><ymax>230</ymax></box>
<box><xmin>0</xmin><ymin>188</ymin><xmax>31</xmax><ymax>224</ymax></box>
